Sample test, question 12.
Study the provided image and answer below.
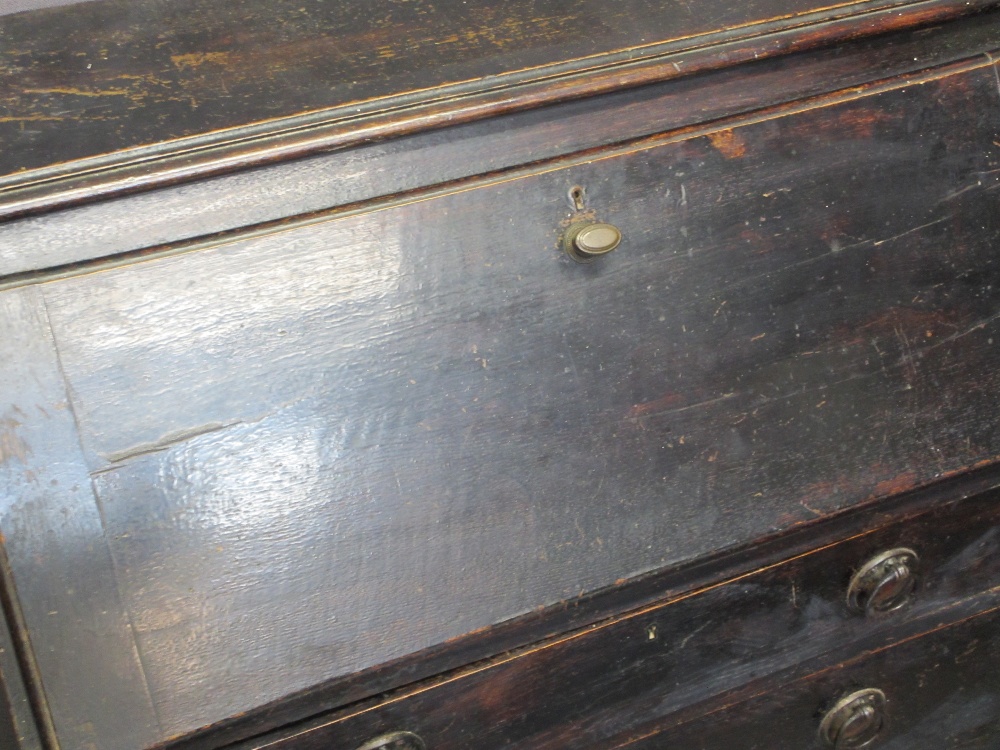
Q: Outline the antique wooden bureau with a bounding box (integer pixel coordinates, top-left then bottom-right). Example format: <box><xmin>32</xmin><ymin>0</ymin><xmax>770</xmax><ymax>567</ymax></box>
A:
<box><xmin>4</xmin><ymin>1</ymin><xmax>1000</xmax><ymax>749</ymax></box>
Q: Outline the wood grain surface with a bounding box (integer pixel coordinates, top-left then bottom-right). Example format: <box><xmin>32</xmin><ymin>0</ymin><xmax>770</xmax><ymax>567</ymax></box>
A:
<box><xmin>242</xmin><ymin>487</ymin><xmax>1000</xmax><ymax>750</ymax></box>
<box><xmin>624</xmin><ymin>605</ymin><xmax>1000</xmax><ymax>749</ymax></box>
<box><xmin>4</xmin><ymin>9</ymin><xmax>1000</xmax><ymax>280</ymax></box>
<box><xmin>0</xmin><ymin>288</ymin><xmax>160</xmax><ymax>750</ymax></box>
<box><xmin>0</xmin><ymin>0</ymin><xmax>995</xmax><ymax>218</ymax></box>
<box><xmin>0</xmin><ymin>593</ymin><xmax>42</xmax><ymax>750</ymax></box>
<box><xmin>0</xmin><ymin>56</ymin><xmax>993</xmax><ymax>745</ymax></box>
<box><xmin>161</xmin><ymin>461</ymin><xmax>1000</xmax><ymax>750</ymax></box>
<box><xmin>0</xmin><ymin>0</ymin><xmax>967</xmax><ymax>171</ymax></box>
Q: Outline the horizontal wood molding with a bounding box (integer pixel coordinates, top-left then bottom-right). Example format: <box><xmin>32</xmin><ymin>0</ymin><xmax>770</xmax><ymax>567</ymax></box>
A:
<box><xmin>2</xmin><ymin>48</ymin><xmax>996</xmax><ymax>292</ymax></box>
<box><xmin>0</xmin><ymin>0</ymin><xmax>996</xmax><ymax>220</ymax></box>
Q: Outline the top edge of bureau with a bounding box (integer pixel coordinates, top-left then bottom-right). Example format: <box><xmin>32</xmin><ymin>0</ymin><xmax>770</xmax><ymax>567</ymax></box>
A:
<box><xmin>0</xmin><ymin>0</ymin><xmax>997</xmax><ymax>219</ymax></box>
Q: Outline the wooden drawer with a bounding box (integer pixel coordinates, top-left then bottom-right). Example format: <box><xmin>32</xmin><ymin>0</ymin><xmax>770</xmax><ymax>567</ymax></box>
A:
<box><xmin>624</xmin><ymin>604</ymin><xmax>1000</xmax><ymax>750</ymax></box>
<box><xmin>3</xmin><ymin>52</ymin><xmax>1000</xmax><ymax>748</ymax></box>
<box><xmin>245</xmin><ymin>486</ymin><xmax>1000</xmax><ymax>750</ymax></box>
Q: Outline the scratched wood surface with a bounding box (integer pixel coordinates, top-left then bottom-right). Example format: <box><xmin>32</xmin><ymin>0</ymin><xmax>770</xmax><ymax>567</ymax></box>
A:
<box><xmin>0</xmin><ymin>0</ymin><xmax>857</xmax><ymax>174</ymax></box>
<box><xmin>165</xmin><ymin>462</ymin><xmax>1000</xmax><ymax>750</ymax></box>
<box><xmin>1</xmin><ymin>58</ymin><xmax>992</xmax><ymax>746</ymax></box>
<box><xmin>4</xmin><ymin>9</ymin><xmax>1000</xmax><ymax>280</ymax></box>
<box><xmin>0</xmin><ymin>288</ymin><xmax>160</xmax><ymax>750</ymax></box>
<box><xmin>251</xmin><ymin>487</ymin><xmax>1000</xmax><ymax>750</ymax></box>
<box><xmin>624</xmin><ymin>605</ymin><xmax>1000</xmax><ymax>749</ymax></box>
<box><xmin>1</xmin><ymin>0</ymin><xmax>996</xmax><ymax>221</ymax></box>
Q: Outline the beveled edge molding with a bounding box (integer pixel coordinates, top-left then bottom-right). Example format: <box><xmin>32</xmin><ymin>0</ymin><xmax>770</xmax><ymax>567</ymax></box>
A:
<box><xmin>1</xmin><ymin>50</ymin><xmax>995</xmax><ymax>294</ymax></box>
<box><xmin>0</xmin><ymin>0</ymin><xmax>994</xmax><ymax>222</ymax></box>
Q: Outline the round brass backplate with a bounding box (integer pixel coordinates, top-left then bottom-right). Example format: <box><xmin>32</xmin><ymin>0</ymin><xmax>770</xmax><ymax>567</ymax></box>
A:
<box><xmin>846</xmin><ymin>548</ymin><xmax>919</xmax><ymax>616</ymax></box>
<box><xmin>819</xmin><ymin>688</ymin><xmax>888</xmax><ymax>749</ymax></box>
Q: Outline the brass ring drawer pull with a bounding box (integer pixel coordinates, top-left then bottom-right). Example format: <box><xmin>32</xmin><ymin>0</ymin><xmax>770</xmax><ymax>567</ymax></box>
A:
<box><xmin>846</xmin><ymin>548</ymin><xmax>919</xmax><ymax>616</ymax></box>
<box><xmin>819</xmin><ymin>689</ymin><xmax>888</xmax><ymax>749</ymax></box>
<box><xmin>356</xmin><ymin>732</ymin><xmax>426</xmax><ymax>750</ymax></box>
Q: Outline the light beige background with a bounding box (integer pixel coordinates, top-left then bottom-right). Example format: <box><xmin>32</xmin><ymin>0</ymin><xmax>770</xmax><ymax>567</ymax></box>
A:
<box><xmin>1</xmin><ymin>0</ymin><xmax>100</xmax><ymax>14</ymax></box>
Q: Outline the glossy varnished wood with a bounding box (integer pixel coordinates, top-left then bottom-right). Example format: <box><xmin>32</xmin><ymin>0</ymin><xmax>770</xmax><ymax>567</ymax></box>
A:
<box><xmin>0</xmin><ymin>0</ymin><xmax>995</xmax><ymax>218</ymax></box>
<box><xmin>0</xmin><ymin>56</ymin><xmax>996</xmax><ymax>747</ymax></box>
<box><xmin>0</xmin><ymin>288</ymin><xmax>159</xmax><ymax>750</ymax></box>
<box><xmin>161</xmin><ymin>463</ymin><xmax>1000</xmax><ymax>750</ymax></box>
<box><xmin>4</xmin><ymin>10</ymin><xmax>1000</xmax><ymax>280</ymax></box>
<box><xmin>624</xmin><ymin>605</ymin><xmax>1000</xmax><ymax>749</ymax></box>
<box><xmin>3</xmin><ymin>7</ymin><xmax>1000</xmax><ymax>750</ymax></box>
<box><xmin>234</xmin><ymin>486</ymin><xmax>1000</xmax><ymax>750</ymax></box>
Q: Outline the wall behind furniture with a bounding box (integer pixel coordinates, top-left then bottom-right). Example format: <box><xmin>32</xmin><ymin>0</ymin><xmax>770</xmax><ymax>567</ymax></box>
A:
<box><xmin>1</xmin><ymin>0</ymin><xmax>100</xmax><ymax>14</ymax></box>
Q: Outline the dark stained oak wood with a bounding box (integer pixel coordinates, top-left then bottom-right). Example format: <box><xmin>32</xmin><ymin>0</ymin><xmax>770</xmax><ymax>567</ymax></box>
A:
<box><xmin>0</xmin><ymin>0</ymin><xmax>996</xmax><ymax>218</ymax></box>
<box><xmin>0</xmin><ymin>593</ymin><xmax>43</xmax><ymax>750</ymax></box>
<box><xmin>227</xmin><ymin>486</ymin><xmax>1000</xmax><ymax>750</ymax></box>
<box><xmin>4</xmin><ymin>9</ymin><xmax>1000</xmax><ymax>280</ymax></box>
<box><xmin>4</xmin><ymin>8</ymin><xmax>1000</xmax><ymax>750</ymax></box>
<box><xmin>0</xmin><ymin>288</ymin><xmax>160</xmax><ymax>750</ymax></box>
<box><xmin>157</xmin><ymin>461</ymin><xmax>1000</xmax><ymax>750</ymax></box>
<box><xmin>0</xmin><ymin>56</ymin><xmax>996</xmax><ymax>747</ymax></box>
<box><xmin>622</xmin><ymin>605</ymin><xmax>1000</xmax><ymax>749</ymax></box>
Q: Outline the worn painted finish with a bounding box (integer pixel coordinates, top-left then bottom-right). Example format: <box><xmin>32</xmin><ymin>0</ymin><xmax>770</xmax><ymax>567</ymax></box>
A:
<box><xmin>0</xmin><ymin>0</ymin><xmax>973</xmax><ymax>175</ymax></box>
<box><xmin>0</xmin><ymin>0</ymin><xmax>995</xmax><ymax>219</ymax></box>
<box><xmin>0</xmin><ymin>287</ymin><xmax>160</xmax><ymax>750</ymax></box>
<box><xmin>4</xmin><ymin>9</ymin><xmax>1000</xmax><ymax>280</ymax></box>
<box><xmin>247</xmin><ymin>487</ymin><xmax>1000</xmax><ymax>750</ymax></box>
<box><xmin>7</xmin><ymin>59</ymin><xmax>994</xmax><ymax>743</ymax></box>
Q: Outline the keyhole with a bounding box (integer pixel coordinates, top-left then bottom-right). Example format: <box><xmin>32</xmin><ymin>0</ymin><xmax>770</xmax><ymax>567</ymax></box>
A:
<box><xmin>568</xmin><ymin>185</ymin><xmax>587</xmax><ymax>211</ymax></box>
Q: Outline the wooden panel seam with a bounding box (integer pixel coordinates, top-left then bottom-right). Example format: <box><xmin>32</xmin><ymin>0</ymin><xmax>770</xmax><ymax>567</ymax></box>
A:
<box><xmin>36</xmin><ymin>291</ymin><xmax>167</xmax><ymax>740</ymax></box>
<box><xmin>0</xmin><ymin>286</ymin><xmax>162</xmax><ymax>750</ymax></box>
<box><xmin>152</xmin><ymin>464</ymin><xmax>1000</xmax><ymax>750</ymax></box>
<box><xmin>267</xmin><ymin>527</ymin><xmax>888</xmax><ymax>740</ymax></box>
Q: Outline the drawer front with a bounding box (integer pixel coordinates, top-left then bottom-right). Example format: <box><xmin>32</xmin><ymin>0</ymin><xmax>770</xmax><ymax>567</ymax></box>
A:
<box><xmin>4</xmin><ymin>58</ymin><xmax>1000</xmax><ymax>744</ymax></box>
<box><xmin>625</xmin><ymin>605</ymin><xmax>1000</xmax><ymax>750</ymax></box>
<box><xmin>252</xmin><ymin>487</ymin><xmax>1000</xmax><ymax>750</ymax></box>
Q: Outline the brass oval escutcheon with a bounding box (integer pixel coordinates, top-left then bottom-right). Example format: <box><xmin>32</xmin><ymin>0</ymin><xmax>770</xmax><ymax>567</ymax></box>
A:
<box><xmin>847</xmin><ymin>548</ymin><xmax>919</xmax><ymax>616</ymax></box>
<box><xmin>356</xmin><ymin>731</ymin><xmax>426</xmax><ymax>750</ymax></box>
<box><xmin>819</xmin><ymin>688</ymin><xmax>888</xmax><ymax>749</ymax></box>
<box><xmin>563</xmin><ymin>221</ymin><xmax>622</xmax><ymax>262</ymax></box>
